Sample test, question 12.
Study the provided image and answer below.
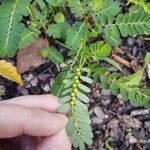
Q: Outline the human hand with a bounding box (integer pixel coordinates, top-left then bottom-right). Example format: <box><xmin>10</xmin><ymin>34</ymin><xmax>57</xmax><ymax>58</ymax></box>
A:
<box><xmin>0</xmin><ymin>95</ymin><xmax>71</xmax><ymax>150</ymax></box>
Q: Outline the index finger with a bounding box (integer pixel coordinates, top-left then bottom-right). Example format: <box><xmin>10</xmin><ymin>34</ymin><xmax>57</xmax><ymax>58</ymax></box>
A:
<box><xmin>1</xmin><ymin>95</ymin><xmax>60</xmax><ymax>112</ymax></box>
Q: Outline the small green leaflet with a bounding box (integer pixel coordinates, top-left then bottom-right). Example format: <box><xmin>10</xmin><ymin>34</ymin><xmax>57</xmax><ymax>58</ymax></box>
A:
<box><xmin>144</xmin><ymin>52</ymin><xmax>150</xmax><ymax>65</ymax></box>
<box><xmin>65</xmin><ymin>22</ymin><xmax>85</xmax><ymax>50</ymax></box>
<box><xmin>103</xmin><ymin>57</ymin><xmax>123</xmax><ymax>72</ymax></box>
<box><xmin>51</xmin><ymin>71</ymin><xmax>67</xmax><ymax>95</ymax></box>
<box><xmin>57</xmin><ymin>103</ymin><xmax>71</xmax><ymax>113</ymax></box>
<box><xmin>46</xmin><ymin>0</ymin><xmax>65</xmax><ymax>6</ymax></box>
<box><xmin>76</xmin><ymin>91</ymin><xmax>89</xmax><ymax>103</ymax></box>
<box><xmin>121</xmin><ymin>70</ymin><xmax>143</xmax><ymax>86</ymax></box>
<box><xmin>47</xmin><ymin>22</ymin><xmax>69</xmax><ymax>40</ymax></box>
<box><xmin>19</xmin><ymin>28</ymin><xmax>40</xmax><ymax>48</ymax></box>
<box><xmin>41</xmin><ymin>48</ymin><xmax>64</xmax><ymax>64</ymax></box>
<box><xmin>80</xmin><ymin>76</ymin><xmax>93</xmax><ymax>84</ymax></box>
<box><xmin>68</xmin><ymin>0</ymin><xmax>85</xmax><ymax>18</ymax></box>
<box><xmin>148</xmin><ymin>64</ymin><xmax>150</xmax><ymax>79</ymax></box>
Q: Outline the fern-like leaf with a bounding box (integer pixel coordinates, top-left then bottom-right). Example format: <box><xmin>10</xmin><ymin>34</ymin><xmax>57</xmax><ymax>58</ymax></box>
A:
<box><xmin>92</xmin><ymin>0</ymin><xmax>121</xmax><ymax>24</ymax></box>
<box><xmin>55</xmin><ymin>67</ymin><xmax>93</xmax><ymax>149</ymax></box>
<box><xmin>0</xmin><ymin>0</ymin><xmax>31</xmax><ymax>57</ymax></box>
<box><xmin>93</xmin><ymin>67</ymin><xmax>150</xmax><ymax>108</ymax></box>
<box><xmin>68</xmin><ymin>0</ymin><xmax>86</xmax><ymax>18</ymax></box>
<box><xmin>65</xmin><ymin>22</ymin><xmax>86</xmax><ymax>50</ymax></box>
<box><xmin>102</xmin><ymin>11</ymin><xmax>150</xmax><ymax>46</ymax></box>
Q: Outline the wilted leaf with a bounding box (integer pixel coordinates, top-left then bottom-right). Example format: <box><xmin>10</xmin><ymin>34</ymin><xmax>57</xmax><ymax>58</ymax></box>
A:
<box><xmin>17</xmin><ymin>38</ymin><xmax>48</xmax><ymax>73</ymax></box>
<box><xmin>0</xmin><ymin>60</ymin><xmax>23</xmax><ymax>85</ymax></box>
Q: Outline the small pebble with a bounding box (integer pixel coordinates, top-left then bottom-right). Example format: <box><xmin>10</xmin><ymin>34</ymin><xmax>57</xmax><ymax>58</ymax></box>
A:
<box><xmin>131</xmin><ymin>109</ymin><xmax>149</xmax><ymax>116</ymax></box>
<box><xmin>128</xmin><ymin>135</ymin><xmax>137</xmax><ymax>144</ymax></box>
<box><xmin>18</xmin><ymin>86</ymin><xmax>29</xmax><ymax>95</ymax></box>
<box><xmin>60</xmin><ymin>63</ymin><xmax>68</xmax><ymax>69</ymax></box>
<box><xmin>38</xmin><ymin>74</ymin><xmax>50</xmax><ymax>81</ymax></box>
<box><xmin>92</xmin><ymin>90</ymin><xmax>101</xmax><ymax>99</ymax></box>
<box><xmin>42</xmin><ymin>83</ymin><xmax>50</xmax><ymax>92</ymax></box>
<box><xmin>92</xmin><ymin>117</ymin><xmax>103</xmax><ymax>124</ymax></box>
<box><xmin>94</xmin><ymin>106</ymin><xmax>108</xmax><ymax>119</ymax></box>
<box><xmin>120</xmin><ymin>115</ymin><xmax>142</xmax><ymax>129</ymax></box>
<box><xmin>30</xmin><ymin>78</ymin><xmax>38</xmax><ymax>87</ymax></box>
<box><xmin>144</xmin><ymin>121</ymin><xmax>150</xmax><ymax>129</ymax></box>
<box><xmin>23</xmin><ymin>74</ymin><xmax>34</xmax><ymax>82</ymax></box>
<box><xmin>0</xmin><ymin>85</ymin><xmax>6</xmax><ymax>93</ymax></box>
<box><xmin>127</xmin><ymin>37</ymin><xmax>135</xmax><ymax>46</ymax></box>
<box><xmin>101</xmin><ymin>89</ymin><xmax>111</xmax><ymax>96</ymax></box>
<box><xmin>107</xmin><ymin>119</ymin><xmax>119</xmax><ymax>128</ymax></box>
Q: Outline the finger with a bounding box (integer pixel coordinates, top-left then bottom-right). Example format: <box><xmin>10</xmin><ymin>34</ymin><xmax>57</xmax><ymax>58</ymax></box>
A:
<box><xmin>0</xmin><ymin>95</ymin><xmax>59</xmax><ymax>112</ymax></box>
<box><xmin>37</xmin><ymin>129</ymin><xmax>71</xmax><ymax>150</ymax></box>
<box><xmin>0</xmin><ymin>104</ymin><xmax>67</xmax><ymax>138</ymax></box>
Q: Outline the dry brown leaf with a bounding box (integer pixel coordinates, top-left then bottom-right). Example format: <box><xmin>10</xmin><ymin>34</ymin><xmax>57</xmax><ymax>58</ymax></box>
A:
<box><xmin>17</xmin><ymin>38</ymin><xmax>49</xmax><ymax>74</ymax></box>
<box><xmin>0</xmin><ymin>60</ymin><xmax>23</xmax><ymax>85</ymax></box>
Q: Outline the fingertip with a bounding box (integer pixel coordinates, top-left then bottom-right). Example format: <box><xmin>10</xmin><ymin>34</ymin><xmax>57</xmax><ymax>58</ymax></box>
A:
<box><xmin>54</xmin><ymin>114</ymin><xmax>68</xmax><ymax>126</ymax></box>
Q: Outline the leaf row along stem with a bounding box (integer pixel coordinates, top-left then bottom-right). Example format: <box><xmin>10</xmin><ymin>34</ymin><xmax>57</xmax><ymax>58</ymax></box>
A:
<box><xmin>99</xmin><ymin>72</ymin><xmax>150</xmax><ymax>107</ymax></box>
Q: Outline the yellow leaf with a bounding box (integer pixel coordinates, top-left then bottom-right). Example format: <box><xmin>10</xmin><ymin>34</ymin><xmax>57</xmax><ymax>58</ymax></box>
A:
<box><xmin>0</xmin><ymin>60</ymin><xmax>23</xmax><ymax>85</ymax></box>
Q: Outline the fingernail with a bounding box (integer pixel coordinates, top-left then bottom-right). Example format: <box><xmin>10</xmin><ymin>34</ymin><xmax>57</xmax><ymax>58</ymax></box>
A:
<box><xmin>56</xmin><ymin>114</ymin><xmax>68</xmax><ymax>126</ymax></box>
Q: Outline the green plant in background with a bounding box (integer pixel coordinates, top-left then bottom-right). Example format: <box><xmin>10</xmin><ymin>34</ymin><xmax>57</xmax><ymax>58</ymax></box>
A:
<box><xmin>0</xmin><ymin>0</ymin><xmax>150</xmax><ymax>149</ymax></box>
<box><xmin>128</xmin><ymin>0</ymin><xmax>150</xmax><ymax>14</ymax></box>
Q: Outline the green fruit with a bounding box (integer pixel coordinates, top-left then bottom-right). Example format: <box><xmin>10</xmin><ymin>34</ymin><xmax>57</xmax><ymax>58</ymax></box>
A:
<box><xmin>76</xmin><ymin>68</ymin><xmax>80</xmax><ymax>72</ymax></box>
<box><xmin>74</xmin><ymin>76</ymin><xmax>78</xmax><ymax>80</ymax></box>
<box><xmin>54</xmin><ymin>12</ymin><xmax>65</xmax><ymax>23</ymax></box>
<box><xmin>72</xmin><ymin>84</ymin><xmax>77</xmax><ymax>88</ymax></box>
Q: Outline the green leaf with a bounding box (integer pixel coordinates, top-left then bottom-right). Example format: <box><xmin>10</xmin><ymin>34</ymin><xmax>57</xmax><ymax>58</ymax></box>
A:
<box><xmin>59</xmin><ymin>95</ymin><xmax>71</xmax><ymax>103</ymax></box>
<box><xmin>37</xmin><ymin>0</ymin><xmax>46</xmax><ymax>9</ymax></box>
<box><xmin>78</xmin><ymin>84</ymin><xmax>91</xmax><ymax>93</ymax></box>
<box><xmin>89</xmin><ymin>41</ymin><xmax>111</xmax><ymax>60</ymax></box>
<box><xmin>128</xmin><ymin>90</ymin><xmax>136</xmax><ymax>102</ymax></box>
<box><xmin>100</xmin><ymin>76</ymin><xmax>109</xmax><ymax>90</ymax></box>
<box><xmin>47</xmin><ymin>22</ymin><xmax>69</xmax><ymax>39</ymax></box>
<box><xmin>92</xmin><ymin>0</ymin><xmax>121</xmax><ymax>24</ymax></box>
<box><xmin>57</xmin><ymin>103</ymin><xmax>71</xmax><ymax>113</ymax></box>
<box><xmin>121</xmin><ymin>70</ymin><xmax>143</xmax><ymax>86</ymax></box>
<box><xmin>79</xmin><ymin>141</ymin><xmax>85</xmax><ymax>150</ymax></box>
<box><xmin>62</xmin><ymin>88</ymin><xmax>72</xmax><ymax>96</ymax></box>
<box><xmin>46</xmin><ymin>0</ymin><xmax>65</xmax><ymax>7</ymax></box>
<box><xmin>145</xmin><ymin>52</ymin><xmax>150</xmax><ymax>65</ymax></box>
<box><xmin>47</xmin><ymin>48</ymin><xmax>64</xmax><ymax>64</ymax></box>
<box><xmin>80</xmin><ymin>76</ymin><xmax>93</xmax><ymax>84</ymax></box>
<box><xmin>120</xmin><ymin>86</ymin><xmax>128</xmax><ymax>101</ymax></box>
<box><xmin>19</xmin><ymin>28</ymin><xmax>40</xmax><ymax>48</ymax></box>
<box><xmin>76</xmin><ymin>91</ymin><xmax>89</xmax><ymax>103</ymax></box>
<box><xmin>0</xmin><ymin>0</ymin><xmax>31</xmax><ymax>57</ymax></box>
<box><xmin>68</xmin><ymin>0</ymin><xmax>86</xmax><ymax>18</ymax></box>
<box><xmin>103</xmin><ymin>57</ymin><xmax>123</xmax><ymax>72</ymax></box>
<box><xmin>148</xmin><ymin>64</ymin><xmax>150</xmax><ymax>79</ymax></box>
<box><xmin>91</xmin><ymin>0</ymin><xmax>103</xmax><ymax>12</ymax></box>
<box><xmin>51</xmin><ymin>71</ymin><xmax>67</xmax><ymax>95</ymax></box>
<box><xmin>104</xmin><ymin>26</ymin><xmax>121</xmax><ymax>47</ymax></box>
<box><xmin>65</xmin><ymin>22</ymin><xmax>85</xmax><ymax>50</ymax></box>
<box><xmin>110</xmin><ymin>81</ymin><xmax>120</xmax><ymax>95</ymax></box>
<box><xmin>76</xmin><ymin>100</ymin><xmax>88</xmax><ymax>110</ymax></box>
